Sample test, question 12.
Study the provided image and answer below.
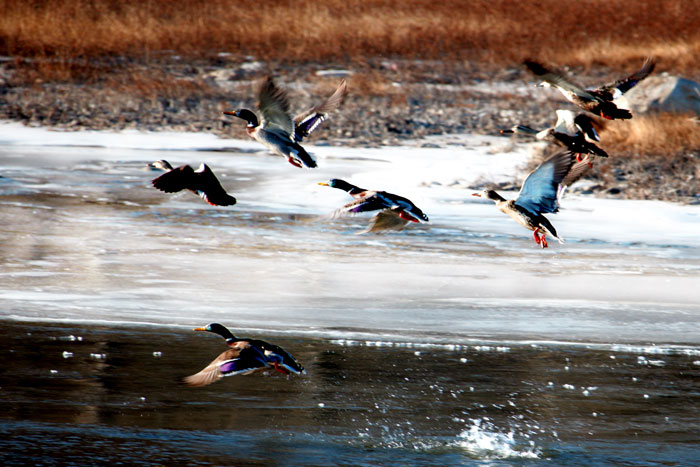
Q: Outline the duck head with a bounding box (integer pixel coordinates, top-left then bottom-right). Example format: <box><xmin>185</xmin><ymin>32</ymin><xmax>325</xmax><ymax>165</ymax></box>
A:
<box><xmin>472</xmin><ymin>189</ymin><xmax>506</xmax><ymax>202</ymax></box>
<box><xmin>223</xmin><ymin>109</ymin><xmax>259</xmax><ymax>127</ymax></box>
<box><xmin>148</xmin><ymin>159</ymin><xmax>174</xmax><ymax>171</ymax></box>
<box><xmin>193</xmin><ymin>323</ymin><xmax>236</xmax><ymax>344</ymax></box>
<box><xmin>500</xmin><ymin>125</ymin><xmax>539</xmax><ymax>136</ymax></box>
<box><xmin>318</xmin><ymin>178</ymin><xmax>358</xmax><ymax>193</ymax></box>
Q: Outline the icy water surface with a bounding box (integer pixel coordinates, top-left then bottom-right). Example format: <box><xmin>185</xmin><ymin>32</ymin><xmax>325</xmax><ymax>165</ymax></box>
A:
<box><xmin>1</xmin><ymin>322</ymin><xmax>699</xmax><ymax>466</ymax></box>
<box><xmin>1</xmin><ymin>133</ymin><xmax>700</xmax><ymax>465</ymax></box>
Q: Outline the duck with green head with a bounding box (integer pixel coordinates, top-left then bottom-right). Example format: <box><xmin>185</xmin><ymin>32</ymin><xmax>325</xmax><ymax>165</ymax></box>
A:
<box><xmin>224</xmin><ymin>77</ymin><xmax>347</xmax><ymax>169</ymax></box>
<box><xmin>318</xmin><ymin>178</ymin><xmax>429</xmax><ymax>225</ymax></box>
<box><xmin>183</xmin><ymin>323</ymin><xmax>304</xmax><ymax>387</ymax></box>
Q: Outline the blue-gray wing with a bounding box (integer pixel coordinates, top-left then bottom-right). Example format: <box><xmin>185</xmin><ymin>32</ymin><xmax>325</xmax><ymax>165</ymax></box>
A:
<box><xmin>515</xmin><ymin>151</ymin><xmax>577</xmax><ymax>215</ymax></box>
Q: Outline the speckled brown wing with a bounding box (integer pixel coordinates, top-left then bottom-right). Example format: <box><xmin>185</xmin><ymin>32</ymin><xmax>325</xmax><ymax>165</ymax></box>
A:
<box><xmin>331</xmin><ymin>192</ymin><xmax>388</xmax><ymax>218</ymax></box>
<box><xmin>258</xmin><ymin>76</ymin><xmax>295</xmax><ymax>138</ymax></box>
<box><xmin>524</xmin><ymin>60</ymin><xmax>599</xmax><ymax>105</ymax></box>
<box><xmin>362</xmin><ymin>210</ymin><xmax>410</xmax><ymax>233</ymax></box>
<box><xmin>182</xmin><ymin>343</ymin><xmax>268</xmax><ymax>387</ymax></box>
<box><xmin>561</xmin><ymin>158</ymin><xmax>593</xmax><ymax>189</ymax></box>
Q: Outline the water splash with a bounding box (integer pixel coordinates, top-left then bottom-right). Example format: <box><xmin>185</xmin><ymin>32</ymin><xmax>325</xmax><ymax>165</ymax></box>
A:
<box><xmin>454</xmin><ymin>418</ymin><xmax>541</xmax><ymax>459</ymax></box>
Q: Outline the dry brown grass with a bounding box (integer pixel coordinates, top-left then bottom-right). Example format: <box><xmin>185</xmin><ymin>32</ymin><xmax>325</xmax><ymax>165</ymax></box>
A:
<box><xmin>346</xmin><ymin>70</ymin><xmax>404</xmax><ymax>97</ymax></box>
<box><xmin>591</xmin><ymin>115</ymin><xmax>700</xmax><ymax>201</ymax></box>
<box><xmin>602</xmin><ymin>114</ymin><xmax>700</xmax><ymax>157</ymax></box>
<box><xmin>5</xmin><ymin>59</ymin><xmax>108</xmax><ymax>85</ymax></box>
<box><xmin>1</xmin><ymin>0</ymin><xmax>699</xmax><ymax>73</ymax></box>
<box><xmin>104</xmin><ymin>70</ymin><xmax>216</xmax><ymax>100</ymax></box>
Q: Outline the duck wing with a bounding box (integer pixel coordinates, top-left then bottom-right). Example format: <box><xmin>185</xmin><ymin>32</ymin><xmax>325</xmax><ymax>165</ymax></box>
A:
<box><xmin>182</xmin><ymin>344</ymin><xmax>268</xmax><ymax>387</ymax></box>
<box><xmin>560</xmin><ymin>157</ymin><xmax>593</xmax><ymax>191</ymax></box>
<box><xmin>191</xmin><ymin>164</ymin><xmax>237</xmax><ymax>206</ymax></box>
<box><xmin>362</xmin><ymin>210</ymin><xmax>410</xmax><ymax>233</ymax></box>
<box><xmin>592</xmin><ymin>58</ymin><xmax>656</xmax><ymax>101</ymax></box>
<box><xmin>258</xmin><ymin>76</ymin><xmax>295</xmax><ymax>138</ymax></box>
<box><xmin>152</xmin><ymin>164</ymin><xmax>195</xmax><ymax>193</ymax></box>
<box><xmin>525</xmin><ymin>60</ymin><xmax>600</xmax><ymax>105</ymax></box>
<box><xmin>152</xmin><ymin>164</ymin><xmax>236</xmax><ymax>206</ymax></box>
<box><xmin>573</xmin><ymin>113</ymin><xmax>600</xmax><ymax>141</ymax></box>
<box><xmin>331</xmin><ymin>192</ymin><xmax>388</xmax><ymax>217</ymax></box>
<box><xmin>515</xmin><ymin>150</ymin><xmax>577</xmax><ymax>215</ymax></box>
<box><xmin>294</xmin><ymin>79</ymin><xmax>347</xmax><ymax>142</ymax></box>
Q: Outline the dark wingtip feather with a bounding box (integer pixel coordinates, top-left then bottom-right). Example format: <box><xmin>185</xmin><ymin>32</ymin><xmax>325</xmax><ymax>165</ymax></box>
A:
<box><xmin>612</xmin><ymin>108</ymin><xmax>633</xmax><ymax>119</ymax></box>
<box><xmin>204</xmin><ymin>194</ymin><xmax>237</xmax><ymax>207</ymax></box>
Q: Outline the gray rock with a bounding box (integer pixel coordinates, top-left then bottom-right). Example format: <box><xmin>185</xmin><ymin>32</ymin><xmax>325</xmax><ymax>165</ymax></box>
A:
<box><xmin>621</xmin><ymin>75</ymin><xmax>700</xmax><ymax>115</ymax></box>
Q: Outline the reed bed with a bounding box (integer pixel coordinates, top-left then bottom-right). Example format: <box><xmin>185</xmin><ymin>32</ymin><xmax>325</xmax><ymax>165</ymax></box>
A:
<box><xmin>602</xmin><ymin>114</ymin><xmax>700</xmax><ymax>157</ymax></box>
<box><xmin>1</xmin><ymin>0</ymin><xmax>698</xmax><ymax>70</ymax></box>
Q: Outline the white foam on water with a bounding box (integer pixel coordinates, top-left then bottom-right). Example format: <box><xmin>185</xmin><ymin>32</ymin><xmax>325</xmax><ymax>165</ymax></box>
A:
<box><xmin>454</xmin><ymin>418</ymin><xmax>541</xmax><ymax>459</ymax></box>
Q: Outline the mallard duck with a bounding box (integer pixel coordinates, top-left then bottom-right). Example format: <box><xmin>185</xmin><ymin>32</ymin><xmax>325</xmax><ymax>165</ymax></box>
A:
<box><xmin>224</xmin><ymin>77</ymin><xmax>347</xmax><ymax>168</ymax></box>
<box><xmin>501</xmin><ymin>110</ymin><xmax>608</xmax><ymax>165</ymax></box>
<box><xmin>183</xmin><ymin>323</ymin><xmax>304</xmax><ymax>387</ymax></box>
<box><xmin>472</xmin><ymin>150</ymin><xmax>577</xmax><ymax>248</ymax></box>
<box><xmin>318</xmin><ymin>179</ymin><xmax>429</xmax><ymax>223</ymax></box>
<box><xmin>524</xmin><ymin>58</ymin><xmax>655</xmax><ymax>120</ymax></box>
<box><xmin>150</xmin><ymin>160</ymin><xmax>237</xmax><ymax>207</ymax></box>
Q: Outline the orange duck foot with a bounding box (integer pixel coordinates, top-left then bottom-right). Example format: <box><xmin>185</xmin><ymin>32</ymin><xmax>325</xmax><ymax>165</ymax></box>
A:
<box><xmin>287</xmin><ymin>157</ymin><xmax>302</xmax><ymax>168</ymax></box>
<box><xmin>540</xmin><ymin>235</ymin><xmax>548</xmax><ymax>249</ymax></box>
<box><xmin>533</xmin><ymin>230</ymin><xmax>541</xmax><ymax>244</ymax></box>
<box><xmin>273</xmin><ymin>361</ymin><xmax>290</xmax><ymax>375</ymax></box>
<box><xmin>576</xmin><ymin>154</ymin><xmax>583</xmax><ymax>163</ymax></box>
<box><xmin>398</xmin><ymin>211</ymin><xmax>419</xmax><ymax>222</ymax></box>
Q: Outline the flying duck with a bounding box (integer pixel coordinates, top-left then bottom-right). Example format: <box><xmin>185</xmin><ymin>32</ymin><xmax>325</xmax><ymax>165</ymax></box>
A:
<box><xmin>183</xmin><ymin>323</ymin><xmax>304</xmax><ymax>387</ymax></box>
<box><xmin>472</xmin><ymin>150</ymin><xmax>577</xmax><ymax>248</ymax></box>
<box><xmin>223</xmin><ymin>77</ymin><xmax>347</xmax><ymax>168</ymax></box>
<box><xmin>150</xmin><ymin>160</ymin><xmax>237</xmax><ymax>207</ymax></box>
<box><xmin>524</xmin><ymin>58</ymin><xmax>655</xmax><ymax>120</ymax></box>
<box><xmin>501</xmin><ymin>110</ymin><xmax>608</xmax><ymax>165</ymax></box>
<box><xmin>318</xmin><ymin>179</ymin><xmax>429</xmax><ymax>224</ymax></box>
